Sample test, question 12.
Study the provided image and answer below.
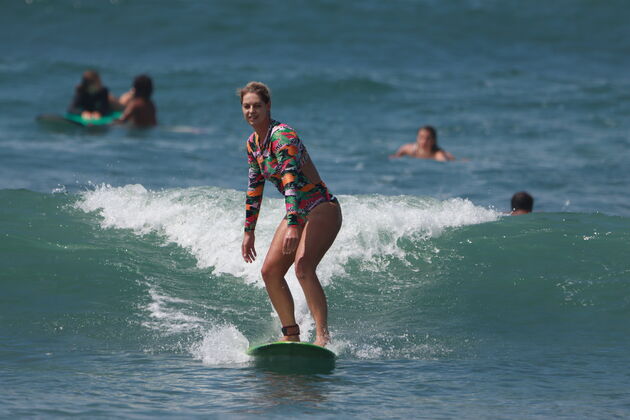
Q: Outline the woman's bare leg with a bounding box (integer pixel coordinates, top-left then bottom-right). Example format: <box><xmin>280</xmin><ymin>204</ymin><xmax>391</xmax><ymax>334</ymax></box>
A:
<box><xmin>261</xmin><ymin>219</ymin><xmax>300</xmax><ymax>341</ymax></box>
<box><xmin>294</xmin><ymin>202</ymin><xmax>342</xmax><ymax>346</ymax></box>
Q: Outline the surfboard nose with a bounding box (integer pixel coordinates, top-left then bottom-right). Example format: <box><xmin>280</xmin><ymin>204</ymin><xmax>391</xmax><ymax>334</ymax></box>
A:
<box><xmin>247</xmin><ymin>341</ymin><xmax>336</xmax><ymax>373</ymax></box>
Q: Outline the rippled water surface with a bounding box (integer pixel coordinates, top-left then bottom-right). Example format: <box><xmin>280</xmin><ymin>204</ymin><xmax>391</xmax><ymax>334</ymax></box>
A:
<box><xmin>2</xmin><ymin>0</ymin><xmax>630</xmax><ymax>418</ymax></box>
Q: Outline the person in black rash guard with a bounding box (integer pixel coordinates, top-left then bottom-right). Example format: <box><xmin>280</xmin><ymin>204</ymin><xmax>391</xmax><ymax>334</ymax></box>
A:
<box><xmin>68</xmin><ymin>70</ymin><xmax>119</xmax><ymax>120</ymax></box>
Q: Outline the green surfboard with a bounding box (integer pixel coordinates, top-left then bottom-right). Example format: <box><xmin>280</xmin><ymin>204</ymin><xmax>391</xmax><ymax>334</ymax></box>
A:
<box><xmin>248</xmin><ymin>341</ymin><xmax>336</xmax><ymax>359</ymax></box>
<box><xmin>63</xmin><ymin>111</ymin><xmax>122</xmax><ymax>126</ymax></box>
<box><xmin>247</xmin><ymin>342</ymin><xmax>336</xmax><ymax>373</ymax></box>
<box><xmin>37</xmin><ymin>111</ymin><xmax>122</xmax><ymax>128</ymax></box>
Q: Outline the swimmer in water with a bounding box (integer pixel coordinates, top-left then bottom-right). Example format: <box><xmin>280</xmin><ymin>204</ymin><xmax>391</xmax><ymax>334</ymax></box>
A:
<box><xmin>239</xmin><ymin>81</ymin><xmax>342</xmax><ymax>347</ymax></box>
<box><xmin>390</xmin><ymin>126</ymin><xmax>455</xmax><ymax>161</ymax></box>
<box><xmin>68</xmin><ymin>70</ymin><xmax>119</xmax><ymax>120</ymax></box>
<box><xmin>117</xmin><ymin>75</ymin><xmax>157</xmax><ymax>127</ymax></box>
<box><xmin>510</xmin><ymin>191</ymin><xmax>534</xmax><ymax>215</ymax></box>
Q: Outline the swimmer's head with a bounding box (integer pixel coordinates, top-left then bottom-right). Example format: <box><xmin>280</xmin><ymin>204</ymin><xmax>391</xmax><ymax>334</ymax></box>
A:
<box><xmin>417</xmin><ymin>125</ymin><xmax>439</xmax><ymax>152</ymax></box>
<box><xmin>239</xmin><ymin>81</ymin><xmax>272</xmax><ymax>127</ymax></box>
<box><xmin>133</xmin><ymin>74</ymin><xmax>153</xmax><ymax>99</ymax></box>
<box><xmin>80</xmin><ymin>70</ymin><xmax>102</xmax><ymax>94</ymax></box>
<box><xmin>511</xmin><ymin>191</ymin><xmax>534</xmax><ymax>215</ymax></box>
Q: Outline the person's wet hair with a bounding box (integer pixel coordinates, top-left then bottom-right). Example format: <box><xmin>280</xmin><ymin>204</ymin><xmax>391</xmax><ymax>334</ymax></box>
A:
<box><xmin>511</xmin><ymin>191</ymin><xmax>534</xmax><ymax>212</ymax></box>
<box><xmin>238</xmin><ymin>81</ymin><xmax>271</xmax><ymax>104</ymax></box>
<box><xmin>79</xmin><ymin>69</ymin><xmax>100</xmax><ymax>91</ymax></box>
<box><xmin>133</xmin><ymin>74</ymin><xmax>153</xmax><ymax>99</ymax></box>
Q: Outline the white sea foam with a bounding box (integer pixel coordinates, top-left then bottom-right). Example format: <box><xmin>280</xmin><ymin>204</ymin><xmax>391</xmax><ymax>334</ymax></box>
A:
<box><xmin>142</xmin><ymin>287</ymin><xmax>206</xmax><ymax>335</ymax></box>
<box><xmin>139</xmin><ymin>284</ymin><xmax>251</xmax><ymax>364</ymax></box>
<box><xmin>189</xmin><ymin>325</ymin><xmax>251</xmax><ymax>365</ymax></box>
<box><xmin>77</xmin><ymin>184</ymin><xmax>499</xmax><ymax>342</ymax></box>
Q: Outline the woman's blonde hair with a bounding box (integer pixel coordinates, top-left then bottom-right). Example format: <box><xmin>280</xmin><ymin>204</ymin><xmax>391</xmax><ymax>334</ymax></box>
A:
<box><xmin>237</xmin><ymin>81</ymin><xmax>271</xmax><ymax>104</ymax></box>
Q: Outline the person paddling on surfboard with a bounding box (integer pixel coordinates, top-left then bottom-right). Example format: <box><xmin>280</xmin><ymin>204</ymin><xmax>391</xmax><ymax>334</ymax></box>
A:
<box><xmin>68</xmin><ymin>70</ymin><xmax>120</xmax><ymax>120</ymax></box>
<box><xmin>239</xmin><ymin>81</ymin><xmax>342</xmax><ymax>347</ymax></box>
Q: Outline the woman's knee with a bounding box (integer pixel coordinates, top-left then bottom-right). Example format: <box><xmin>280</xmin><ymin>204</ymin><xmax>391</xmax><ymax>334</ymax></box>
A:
<box><xmin>294</xmin><ymin>257</ymin><xmax>317</xmax><ymax>283</ymax></box>
<box><xmin>261</xmin><ymin>263</ymin><xmax>285</xmax><ymax>284</ymax></box>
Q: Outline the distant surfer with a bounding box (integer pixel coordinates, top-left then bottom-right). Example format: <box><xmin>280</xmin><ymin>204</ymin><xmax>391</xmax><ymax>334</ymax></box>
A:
<box><xmin>239</xmin><ymin>81</ymin><xmax>342</xmax><ymax>347</ymax></box>
<box><xmin>68</xmin><ymin>70</ymin><xmax>120</xmax><ymax>120</ymax></box>
<box><xmin>510</xmin><ymin>191</ymin><xmax>534</xmax><ymax>215</ymax></box>
<box><xmin>117</xmin><ymin>75</ymin><xmax>157</xmax><ymax>127</ymax></box>
<box><xmin>390</xmin><ymin>126</ymin><xmax>455</xmax><ymax>161</ymax></box>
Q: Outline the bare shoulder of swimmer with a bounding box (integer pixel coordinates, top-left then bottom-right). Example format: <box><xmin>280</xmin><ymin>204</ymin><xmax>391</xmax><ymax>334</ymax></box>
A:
<box><xmin>391</xmin><ymin>143</ymin><xmax>414</xmax><ymax>158</ymax></box>
<box><xmin>435</xmin><ymin>150</ymin><xmax>455</xmax><ymax>161</ymax></box>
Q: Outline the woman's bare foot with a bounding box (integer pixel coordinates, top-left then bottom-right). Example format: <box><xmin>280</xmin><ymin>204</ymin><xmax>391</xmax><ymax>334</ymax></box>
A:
<box><xmin>313</xmin><ymin>332</ymin><xmax>329</xmax><ymax>347</ymax></box>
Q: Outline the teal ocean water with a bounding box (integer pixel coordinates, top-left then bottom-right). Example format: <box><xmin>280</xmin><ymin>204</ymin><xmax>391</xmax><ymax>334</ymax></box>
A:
<box><xmin>2</xmin><ymin>1</ymin><xmax>630</xmax><ymax>418</ymax></box>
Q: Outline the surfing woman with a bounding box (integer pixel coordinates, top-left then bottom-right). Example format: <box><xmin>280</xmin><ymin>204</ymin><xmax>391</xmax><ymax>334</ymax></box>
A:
<box><xmin>239</xmin><ymin>81</ymin><xmax>342</xmax><ymax>347</ymax></box>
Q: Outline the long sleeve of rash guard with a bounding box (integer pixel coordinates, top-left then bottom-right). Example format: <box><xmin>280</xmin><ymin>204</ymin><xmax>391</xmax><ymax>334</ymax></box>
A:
<box><xmin>244</xmin><ymin>140</ymin><xmax>265</xmax><ymax>231</ymax></box>
<box><xmin>272</xmin><ymin>129</ymin><xmax>303</xmax><ymax>227</ymax></box>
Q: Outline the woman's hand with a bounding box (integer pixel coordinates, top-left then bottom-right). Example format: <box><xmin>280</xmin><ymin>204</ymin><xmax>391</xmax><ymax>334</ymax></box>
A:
<box><xmin>282</xmin><ymin>225</ymin><xmax>302</xmax><ymax>255</ymax></box>
<box><xmin>242</xmin><ymin>231</ymin><xmax>257</xmax><ymax>263</ymax></box>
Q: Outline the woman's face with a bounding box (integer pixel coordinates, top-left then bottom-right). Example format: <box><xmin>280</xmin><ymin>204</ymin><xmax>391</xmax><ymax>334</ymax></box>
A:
<box><xmin>417</xmin><ymin>129</ymin><xmax>434</xmax><ymax>149</ymax></box>
<box><xmin>85</xmin><ymin>76</ymin><xmax>102</xmax><ymax>94</ymax></box>
<box><xmin>241</xmin><ymin>92</ymin><xmax>270</xmax><ymax>128</ymax></box>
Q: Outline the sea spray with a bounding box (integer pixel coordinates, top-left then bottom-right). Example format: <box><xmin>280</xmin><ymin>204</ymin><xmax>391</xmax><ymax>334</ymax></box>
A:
<box><xmin>75</xmin><ymin>184</ymin><xmax>500</xmax><ymax>355</ymax></box>
<box><xmin>75</xmin><ymin>184</ymin><xmax>500</xmax><ymax>283</ymax></box>
<box><xmin>190</xmin><ymin>325</ymin><xmax>251</xmax><ymax>365</ymax></box>
<box><xmin>142</xmin><ymin>286</ymin><xmax>207</xmax><ymax>335</ymax></box>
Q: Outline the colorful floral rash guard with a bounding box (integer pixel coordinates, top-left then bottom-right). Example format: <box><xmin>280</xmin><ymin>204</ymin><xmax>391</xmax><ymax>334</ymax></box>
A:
<box><xmin>244</xmin><ymin>120</ymin><xmax>337</xmax><ymax>232</ymax></box>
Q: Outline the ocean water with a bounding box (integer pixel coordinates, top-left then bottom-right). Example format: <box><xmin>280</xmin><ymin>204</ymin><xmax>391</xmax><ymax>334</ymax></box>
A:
<box><xmin>1</xmin><ymin>0</ymin><xmax>630</xmax><ymax>418</ymax></box>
